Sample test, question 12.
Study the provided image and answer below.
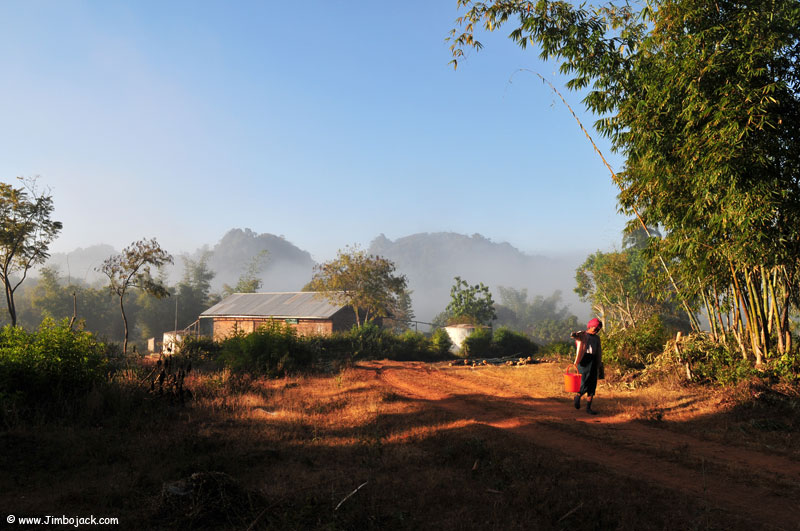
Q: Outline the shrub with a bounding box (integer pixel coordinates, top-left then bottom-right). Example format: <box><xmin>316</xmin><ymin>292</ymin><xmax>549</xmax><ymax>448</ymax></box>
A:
<box><xmin>348</xmin><ymin>322</ymin><xmax>394</xmax><ymax>360</ymax></box>
<box><xmin>462</xmin><ymin>327</ymin><xmax>493</xmax><ymax>358</ymax></box>
<box><xmin>430</xmin><ymin>328</ymin><xmax>454</xmax><ymax>357</ymax></box>
<box><xmin>0</xmin><ymin>319</ymin><xmax>108</xmax><ymax>405</ymax></box>
<box><xmin>492</xmin><ymin>327</ymin><xmax>538</xmax><ymax>357</ymax></box>
<box><xmin>392</xmin><ymin>330</ymin><xmax>431</xmax><ymax>360</ymax></box>
<box><xmin>219</xmin><ymin>321</ymin><xmax>312</xmax><ymax>376</ymax></box>
<box><xmin>604</xmin><ymin>315</ymin><xmax>670</xmax><ymax>369</ymax></box>
<box><xmin>671</xmin><ymin>334</ymin><xmax>756</xmax><ymax>385</ymax></box>
<box><xmin>180</xmin><ymin>336</ymin><xmax>221</xmax><ymax>362</ymax></box>
<box><xmin>541</xmin><ymin>341</ymin><xmax>574</xmax><ymax>358</ymax></box>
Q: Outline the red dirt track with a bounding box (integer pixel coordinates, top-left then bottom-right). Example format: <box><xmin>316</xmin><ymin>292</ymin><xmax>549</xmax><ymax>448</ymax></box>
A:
<box><xmin>359</xmin><ymin>360</ymin><xmax>799</xmax><ymax>531</ymax></box>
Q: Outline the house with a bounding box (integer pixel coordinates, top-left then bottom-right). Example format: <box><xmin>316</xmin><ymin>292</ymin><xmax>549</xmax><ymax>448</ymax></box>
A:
<box><xmin>199</xmin><ymin>292</ymin><xmax>358</xmax><ymax>340</ymax></box>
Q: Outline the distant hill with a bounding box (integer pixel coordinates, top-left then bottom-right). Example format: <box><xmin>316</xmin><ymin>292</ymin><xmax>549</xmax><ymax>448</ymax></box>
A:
<box><xmin>43</xmin><ymin>230</ymin><xmax>588</xmax><ymax>324</ymax></box>
<box><xmin>43</xmin><ymin>229</ymin><xmax>315</xmax><ymax>294</ymax></box>
<box><xmin>368</xmin><ymin>232</ymin><xmax>588</xmax><ymax>323</ymax></box>
<box><xmin>44</xmin><ymin>244</ymin><xmax>117</xmax><ymax>285</ymax></box>
<box><xmin>198</xmin><ymin>228</ymin><xmax>315</xmax><ymax>292</ymax></box>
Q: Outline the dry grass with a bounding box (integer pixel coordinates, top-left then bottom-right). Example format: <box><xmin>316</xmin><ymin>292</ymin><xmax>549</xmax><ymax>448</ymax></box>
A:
<box><xmin>1</xmin><ymin>360</ymin><xmax>793</xmax><ymax>530</ymax></box>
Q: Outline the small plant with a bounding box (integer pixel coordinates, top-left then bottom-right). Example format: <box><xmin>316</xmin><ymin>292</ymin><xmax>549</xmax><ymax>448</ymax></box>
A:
<box><xmin>146</xmin><ymin>354</ymin><xmax>193</xmax><ymax>403</ymax></box>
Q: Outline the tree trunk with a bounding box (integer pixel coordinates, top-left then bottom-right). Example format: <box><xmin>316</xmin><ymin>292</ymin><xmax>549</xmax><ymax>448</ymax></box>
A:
<box><xmin>730</xmin><ymin>282</ymin><xmax>749</xmax><ymax>360</ymax></box>
<box><xmin>743</xmin><ymin>269</ymin><xmax>766</xmax><ymax>364</ymax></box>
<box><xmin>767</xmin><ymin>273</ymin><xmax>785</xmax><ymax>355</ymax></box>
<box><xmin>711</xmin><ymin>282</ymin><xmax>727</xmax><ymax>340</ymax></box>
<box><xmin>119</xmin><ymin>295</ymin><xmax>129</xmax><ymax>355</ymax></box>
<box><xmin>6</xmin><ymin>287</ymin><xmax>16</xmax><ymax>327</ymax></box>
<box><xmin>69</xmin><ymin>292</ymin><xmax>77</xmax><ymax>330</ymax></box>
<box><xmin>700</xmin><ymin>288</ymin><xmax>718</xmax><ymax>342</ymax></box>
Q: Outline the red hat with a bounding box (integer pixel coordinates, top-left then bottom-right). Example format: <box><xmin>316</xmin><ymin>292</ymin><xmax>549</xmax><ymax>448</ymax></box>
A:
<box><xmin>587</xmin><ymin>318</ymin><xmax>602</xmax><ymax>329</ymax></box>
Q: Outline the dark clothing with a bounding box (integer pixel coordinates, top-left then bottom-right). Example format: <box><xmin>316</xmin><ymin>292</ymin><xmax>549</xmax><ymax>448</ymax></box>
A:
<box><xmin>578</xmin><ymin>334</ymin><xmax>601</xmax><ymax>397</ymax></box>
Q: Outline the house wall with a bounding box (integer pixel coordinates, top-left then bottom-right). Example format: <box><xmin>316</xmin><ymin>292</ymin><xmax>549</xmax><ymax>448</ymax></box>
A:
<box><xmin>329</xmin><ymin>307</ymin><xmax>359</xmax><ymax>332</ymax></box>
<box><xmin>211</xmin><ymin>317</ymin><xmax>335</xmax><ymax>341</ymax></box>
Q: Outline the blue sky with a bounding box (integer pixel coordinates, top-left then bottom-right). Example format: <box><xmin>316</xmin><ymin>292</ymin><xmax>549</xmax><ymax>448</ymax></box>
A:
<box><xmin>0</xmin><ymin>1</ymin><xmax>628</xmax><ymax>262</ymax></box>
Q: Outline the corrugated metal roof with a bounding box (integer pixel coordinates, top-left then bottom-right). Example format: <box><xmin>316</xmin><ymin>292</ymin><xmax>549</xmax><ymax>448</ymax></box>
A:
<box><xmin>200</xmin><ymin>292</ymin><xmax>346</xmax><ymax>319</ymax></box>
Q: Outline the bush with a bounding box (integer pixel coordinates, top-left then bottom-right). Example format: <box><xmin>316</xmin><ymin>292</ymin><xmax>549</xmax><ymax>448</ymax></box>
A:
<box><xmin>219</xmin><ymin>321</ymin><xmax>312</xmax><ymax>376</ymax></box>
<box><xmin>604</xmin><ymin>315</ymin><xmax>671</xmax><ymax>369</ymax></box>
<box><xmin>0</xmin><ymin>319</ymin><xmax>108</xmax><ymax>405</ymax></box>
<box><xmin>348</xmin><ymin>322</ymin><xmax>394</xmax><ymax>360</ymax></box>
<box><xmin>180</xmin><ymin>336</ymin><xmax>222</xmax><ymax>363</ymax></box>
<box><xmin>492</xmin><ymin>327</ymin><xmax>538</xmax><ymax>357</ymax></box>
<box><xmin>462</xmin><ymin>327</ymin><xmax>493</xmax><ymax>358</ymax></box>
<box><xmin>430</xmin><ymin>328</ymin><xmax>454</xmax><ymax>357</ymax></box>
<box><xmin>392</xmin><ymin>330</ymin><xmax>432</xmax><ymax>360</ymax></box>
<box><xmin>541</xmin><ymin>341</ymin><xmax>574</xmax><ymax>358</ymax></box>
<box><xmin>671</xmin><ymin>334</ymin><xmax>756</xmax><ymax>385</ymax></box>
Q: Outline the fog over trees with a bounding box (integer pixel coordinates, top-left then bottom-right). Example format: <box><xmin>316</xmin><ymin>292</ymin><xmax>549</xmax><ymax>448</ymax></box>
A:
<box><xmin>34</xmin><ymin>228</ymin><xmax>589</xmax><ymax>339</ymax></box>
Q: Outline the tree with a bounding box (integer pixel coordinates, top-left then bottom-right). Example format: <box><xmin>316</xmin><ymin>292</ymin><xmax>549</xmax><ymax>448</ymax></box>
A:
<box><xmin>440</xmin><ymin>276</ymin><xmax>497</xmax><ymax>326</ymax></box>
<box><xmin>495</xmin><ymin>287</ymin><xmax>578</xmax><ymax>343</ymax></box>
<box><xmin>306</xmin><ymin>245</ymin><xmax>409</xmax><ymax>327</ymax></box>
<box><xmin>98</xmin><ymin>238</ymin><xmax>173</xmax><ymax>354</ymax></box>
<box><xmin>28</xmin><ymin>266</ymin><xmax>73</xmax><ymax>323</ymax></box>
<box><xmin>222</xmin><ymin>250</ymin><xmax>268</xmax><ymax>296</ymax></box>
<box><xmin>387</xmin><ymin>289</ymin><xmax>415</xmax><ymax>332</ymax></box>
<box><xmin>450</xmin><ymin>0</ymin><xmax>800</xmax><ymax>365</ymax></box>
<box><xmin>575</xmin><ymin>230</ymin><xmax>690</xmax><ymax>333</ymax></box>
<box><xmin>0</xmin><ymin>178</ymin><xmax>62</xmax><ymax>326</ymax></box>
<box><xmin>177</xmin><ymin>252</ymin><xmax>219</xmax><ymax>321</ymax></box>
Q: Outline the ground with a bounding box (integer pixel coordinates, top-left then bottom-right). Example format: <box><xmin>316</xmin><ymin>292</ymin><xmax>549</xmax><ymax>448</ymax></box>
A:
<box><xmin>369</xmin><ymin>360</ymin><xmax>799</xmax><ymax>530</ymax></box>
<box><xmin>1</xmin><ymin>359</ymin><xmax>797</xmax><ymax>530</ymax></box>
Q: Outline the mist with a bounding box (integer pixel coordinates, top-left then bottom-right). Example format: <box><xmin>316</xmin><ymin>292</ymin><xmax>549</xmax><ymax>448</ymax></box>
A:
<box><xmin>43</xmin><ymin>228</ymin><xmax>590</xmax><ymax>327</ymax></box>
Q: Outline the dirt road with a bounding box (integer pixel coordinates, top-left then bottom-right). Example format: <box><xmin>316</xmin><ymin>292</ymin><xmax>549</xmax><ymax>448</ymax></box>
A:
<box><xmin>360</xmin><ymin>360</ymin><xmax>799</xmax><ymax>531</ymax></box>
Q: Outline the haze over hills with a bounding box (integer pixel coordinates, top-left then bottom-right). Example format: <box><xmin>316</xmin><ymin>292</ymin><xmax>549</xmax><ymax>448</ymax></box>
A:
<box><xmin>197</xmin><ymin>228</ymin><xmax>315</xmax><ymax>293</ymax></box>
<box><xmin>45</xmin><ymin>244</ymin><xmax>117</xmax><ymax>285</ymax></box>
<box><xmin>368</xmin><ymin>233</ymin><xmax>588</xmax><ymax>323</ymax></box>
<box><xmin>43</xmin><ymin>229</ymin><xmax>589</xmax><ymax>323</ymax></box>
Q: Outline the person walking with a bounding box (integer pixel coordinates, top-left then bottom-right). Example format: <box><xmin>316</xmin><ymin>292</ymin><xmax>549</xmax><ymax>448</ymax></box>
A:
<box><xmin>572</xmin><ymin>318</ymin><xmax>603</xmax><ymax>414</ymax></box>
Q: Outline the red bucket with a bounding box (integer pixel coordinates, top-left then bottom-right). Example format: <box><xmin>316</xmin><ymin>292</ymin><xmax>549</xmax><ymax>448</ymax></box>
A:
<box><xmin>564</xmin><ymin>365</ymin><xmax>581</xmax><ymax>393</ymax></box>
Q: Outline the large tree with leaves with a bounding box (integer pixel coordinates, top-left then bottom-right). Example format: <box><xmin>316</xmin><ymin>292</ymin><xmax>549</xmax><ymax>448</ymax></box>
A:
<box><xmin>0</xmin><ymin>178</ymin><xmax>62</xmax><ymax>326</ymax></box>
<box><xmin>306</xmin><ymin>245</ymin><xmax>409</xmax><ymax>327</ymax></box>
<box><xmin>439</xmin><ymin>276</ymin><xmax>497</xmax><ymax>326</ymax></box>
<box><xmin>450</xmin><ymin>0</ymin><xmax>800</xmax><ymax>365</ymax></box>
<box><xmin>99</xmin><ymin>238</ymin><xmax>173</xmax><ymax>354</ymax></box>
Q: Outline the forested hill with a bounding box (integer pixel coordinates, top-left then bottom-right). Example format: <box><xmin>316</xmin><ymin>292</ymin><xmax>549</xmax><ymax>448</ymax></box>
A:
<box><xmin>200</xmin><ymin>228</ymin><xmax>315</xmax><ymax>292</ymax></box>
<box><xmin>368</xmin><ymin>233</ymin><xmax>587</xmax><ymax>322</ymax></box>
<box><xmin>43</xmin><ymin>229</ymin><xmax>316</xmax><ymax>292</ymax></box>
<box><xmin>43</xmin><ymin>230</ymin><xmax>587</xmax><ymax>324</ymax></box>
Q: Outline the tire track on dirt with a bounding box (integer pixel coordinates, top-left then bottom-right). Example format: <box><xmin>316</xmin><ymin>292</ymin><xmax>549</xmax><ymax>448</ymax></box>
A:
<box><xmin>457</xmin><ymin>365</ymin><xmax>800</xmax><ymax>484</ymax></box>
<box><xmin>367</xmin><ymin>361</ymin><xmax>798</xmax><ymax>530</ymax></box>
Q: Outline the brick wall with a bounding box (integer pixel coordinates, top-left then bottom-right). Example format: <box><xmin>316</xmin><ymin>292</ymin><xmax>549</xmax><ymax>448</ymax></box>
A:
<box><xmin>212</xmin><ymin>317</ymin><xmax>337</xmax><ymax>340</ymax></box>
<box><xmin>329</xmin><ymin>307</ymin><xmax>359</xmax><ymax>332</ymax></box>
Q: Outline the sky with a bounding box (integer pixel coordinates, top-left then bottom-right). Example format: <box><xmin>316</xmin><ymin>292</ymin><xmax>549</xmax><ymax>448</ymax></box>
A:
<box><xmin>0</xmin><ymin>0</ymin><xmax>628</xmax><ymax>263</ymax></box>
